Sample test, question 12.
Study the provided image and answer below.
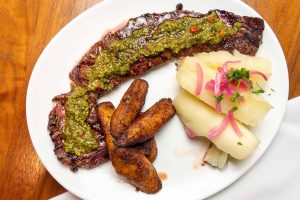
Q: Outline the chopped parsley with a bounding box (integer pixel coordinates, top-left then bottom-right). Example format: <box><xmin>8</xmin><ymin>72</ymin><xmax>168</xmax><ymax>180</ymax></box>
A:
<box><xmin>251</xmin><ymin>88</ymin><xmax>265</xmax><ymax>94</ymax></box>
<box><xmin>226</xmin><ymin>68</ymin><xmax>250</xmax><ymax>82</ymax></box>
<box><xmin>249</xmin><ymin>80</ymin><xmax>253</xmax><ymax>89</ymax></box>
<box><xmin>226</xmin><ymin>68</ymin><xmax>250</xmax><ymax>103</ymax></box>
<box><xmin>237</xmin><ymin>141</ymin><xmax>243</xmax><ymax>146</ymax></box>
<box><xmin>251</xmin><ymin>83</ymin><xmax>265</xmax><ymax>95</ymax></box>
<box><xmin>231</xmin><ymin>106</ymin><xmax>238</xmax><ymax>112</ymax></box>
<box><xmin>230</xmin><ymin>79</ymin><xmax>243</xmax><ymax>102</ymax></box>
<box><xmin>216</xmin><ymin>94</ymin><xmax>224</xmax><ymax>103</ymax></box>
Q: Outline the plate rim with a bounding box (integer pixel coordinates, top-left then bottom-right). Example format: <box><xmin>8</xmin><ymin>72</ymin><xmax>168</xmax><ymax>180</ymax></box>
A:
<box><xmin>26</xmin><ymin>0</ymin><xmax>289</xmax><ymax>199</ymax></box>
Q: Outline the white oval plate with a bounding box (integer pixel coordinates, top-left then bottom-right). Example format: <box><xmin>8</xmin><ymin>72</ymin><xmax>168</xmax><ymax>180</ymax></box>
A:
<box><xmin>26</xmin><ymin>0</ymin><xmax>288</xmax><ymax>199</ymax></box>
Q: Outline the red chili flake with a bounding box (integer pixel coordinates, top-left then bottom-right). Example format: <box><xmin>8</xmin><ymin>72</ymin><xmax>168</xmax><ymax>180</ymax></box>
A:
<box><xmin>219</xmin><ymin>29</ymin><xmax>225</xmax><ymax>37</ymax></box>
<box><xmin>190</xmin><ymin>25</ymin><xmax>199</xmax><ymax>33</ymax></box>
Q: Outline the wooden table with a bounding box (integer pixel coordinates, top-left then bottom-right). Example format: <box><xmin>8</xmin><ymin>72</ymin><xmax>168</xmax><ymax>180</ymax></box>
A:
<box><xmin>0</xmin><ymin>0</ymin><xmax>299</xmax><ymax>199</ymax></box>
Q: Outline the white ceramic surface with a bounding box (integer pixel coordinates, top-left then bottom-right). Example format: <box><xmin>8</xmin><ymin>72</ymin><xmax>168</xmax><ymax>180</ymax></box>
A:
<box><xmin>26</xmin><ymin>0</ymin><xmax>289</xmax><ymax>199</ymax></box>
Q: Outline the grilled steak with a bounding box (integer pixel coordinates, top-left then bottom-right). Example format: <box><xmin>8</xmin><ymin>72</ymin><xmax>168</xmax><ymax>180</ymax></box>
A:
<box><xmin>48</xmin><ymin>4</ymin><xmax>264</xmax><ymax>171</ymax></box>
<box><xmin>48</xmin><ymin>93</ymin><xmax>108</xmax><ymax>171</ymax></box>
<box><xmin>70</xmin><ymin>4</ymin><xmax>264</xmax><ymax>88</ymax></box>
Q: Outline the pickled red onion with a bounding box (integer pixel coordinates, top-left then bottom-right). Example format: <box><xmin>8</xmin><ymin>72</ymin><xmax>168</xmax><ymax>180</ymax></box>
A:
<box><xmin>206</xmin><ymin>80</ymin><xmax>246</xmax><ymax>96</ymax></box>
<box><xmin>205</xmin><ymin>80</ymin><xmax>215</xmax><ymax>91</ymax></box>
<box><xmin>225</xmin><ymin>86</ymin><xmax>235</xmax><ymax>95</ymax></box>
<box><xmin>239</xmin><ymin>97</ymin><xmax>245</xmax><ymax>103</ymax></box>
<box><xmin>228</xmin><ymin>111</ymin><xmax>243</xmax><ymax>137</ymax></box>
<box><xmin>184</xmin><ymin>126</ymin><xmax>197</xmax><ymax>138</ymax></box>
<box><xmin>208</xmin><ymin>111</ymin><xmax>244</xmax><ymax>140</ymax></box>
<box><xmin>207</xmin><ymin>115</ymin><xmax>229</xmax><ymax>140</ymax></box>
<box><xmin>223</xmin><ymin>60</ymin><xmax>241</xmax><ymax>72</ymax></box>
<box><xmin>195</xmin><ymin>63</ymin><xmax>203</xmax><ymax>96</ymax></box>
<box><xmin>240</xmin><ymin>80</ymin><xmax>250</xmax><ymax>88</ymax></box>
<box><xmin>250</xmin><ymin>70</ymin><xmax>268</xmax><ymax>81</ymax></box>
<box><xmin>214</xmin><ymin>72</ymin><xmax>222</xmax><ymax>96</ymax></box>
<box><xmin>204</xmin><ymin>61</ymin><xmax>268</xmax><ymax>114</ymax></box>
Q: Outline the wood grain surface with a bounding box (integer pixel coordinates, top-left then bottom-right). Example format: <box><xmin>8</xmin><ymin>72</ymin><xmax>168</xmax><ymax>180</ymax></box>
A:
<box><xmin>0</xmin><ymin>0</ymin><xmax>299</xmax><ymax>199</ymax></box>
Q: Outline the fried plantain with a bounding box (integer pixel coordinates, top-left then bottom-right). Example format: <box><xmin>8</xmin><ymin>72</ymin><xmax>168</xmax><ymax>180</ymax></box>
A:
<box><xmin>111</xmin><ymin>148</ymin><xmax>162</xmax><ymax>194</ymax></box>
<box><xmin>110</xmin><ymin>79</ymin><xmax>148</xmax><ymax>138</ymax></box>
<box><xmin>133</xmin><ymin>138</ymin><xmax>158</xmax><ymax>163</ymax></box>
<box><xmin>114</xmin><ymin>98</ymin><xmax>176</xmax><ymax>147</ymax></box>
<box><xmin>97</xmin><ymin>102</ymin><xmax>116</xmax><ymax>158</ymax></box>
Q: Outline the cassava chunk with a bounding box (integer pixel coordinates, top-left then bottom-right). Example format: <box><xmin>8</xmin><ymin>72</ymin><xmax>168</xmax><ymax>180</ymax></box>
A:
<box><xmin>173</xmin><ymin>89</ymin><xmax>259</xmax><ymax>160</ymax></box>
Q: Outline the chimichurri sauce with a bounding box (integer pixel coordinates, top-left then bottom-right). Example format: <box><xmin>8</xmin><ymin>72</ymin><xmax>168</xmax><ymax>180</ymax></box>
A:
<box><xmin>63</xmin><ymin>86</ymin><xmax>99</xmax><ymax>156</ymax></box>
<box><xmin>63</xmin><ymin>12</ymin><xmax>241</xmax><ymax>155</ymax></box>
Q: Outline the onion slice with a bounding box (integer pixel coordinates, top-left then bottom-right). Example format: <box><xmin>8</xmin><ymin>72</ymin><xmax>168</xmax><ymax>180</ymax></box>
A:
<box><xmin>184</xmin><ymin>126</ymin><xmax>197</xmax><ymax>138</ymax></box>
<box><xmin>195</xmin><ymin>63</ymin><xmax>203</xmax><ymax>96</ymax></box>
<box><xmin>228</xmin><ymin>111</ymin><xmax>243</xmax><ymax>137</ymax></box>
<box><xmin>250</xmin><ymin>70</ymin><xmax>268</xmax><ymax>81</ymax></box>
<box><xmin>205</xmin><ymin>80</ymin><xmax>215</xmax><ymax>91</ymax></box>
<box><xmin>214</xmin><ymin>72</ymin><xmax>222</xmax><ymax>96</ymax></box>
<box><xmin>208</xmin><ymin>115</ymin><xmax>230</xmax><ymax>140</ymax></box>
<box><xmin>223</xmin><ymin>60</ymin><xmax>241</xmax><ymax>72</ymax></box>
<box><xmin>208</xmin><ymin>111</ymin><xmax>244</xmax><ymax>140</ymax></box>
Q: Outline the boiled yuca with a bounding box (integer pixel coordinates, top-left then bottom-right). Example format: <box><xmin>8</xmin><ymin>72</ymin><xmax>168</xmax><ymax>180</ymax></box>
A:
<box><xmin>179</xmin><ymin>51</ymin><xmax>272</xmax><ymax>90</ymax></box>
<box><xmin>204</xmin><ymin>144</ymin><xmax>228</xmax><ymax>169</ymax></box>
<box><xmin>174</xmin><ymin>90</ymin><xmax>259</xmax><ymax>160</ymax></box>
<box><xmin>177</xmin><ymin>54</ymin><xmax>272</xmax><ymax>126</ymax></box>
<box><xmin>194</xmin><ymin>50</ymin><xmax>272</xmax><ymax>87</ymax></box>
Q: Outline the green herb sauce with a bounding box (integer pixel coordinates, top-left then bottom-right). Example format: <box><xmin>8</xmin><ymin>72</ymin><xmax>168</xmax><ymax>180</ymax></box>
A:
<box><xmin>86</xmin><ymin>12</ymin><xmax>241</xmax><ymax>91</ymax></box>
<box><xmin>63</xmin><ymin>86</ymin><xmax>99</xmax><ymax>156</ymax></box>
<box><xmin>63</xmin><ymin>12</ymin><xmax>241</xmax><ymax>155</ymax></box>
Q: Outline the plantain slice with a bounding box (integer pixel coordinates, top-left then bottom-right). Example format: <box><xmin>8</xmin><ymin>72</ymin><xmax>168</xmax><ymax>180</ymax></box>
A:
<box><xmin>97</xmin><ymin>102</ymin><xmax>116</xmax><ymax>158</ymax></box>
<box><xmin>114</xmin><ymin>98</ymin><xmax>176</xmax><ymax>147</ymax></box>
<box><xmin>111</xmin><ymin>148</ymin><xmax>162</xmax><ymax>194</ymax></box>
<box><xmin>133</xmin><ymin>138</ymin><xmax>158</xmax><ymax>163</ymax></box>
<box><xmin>110</xmin><ymin>79</ymin><xmax>148</xmax><ymax>138</ymax></box>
